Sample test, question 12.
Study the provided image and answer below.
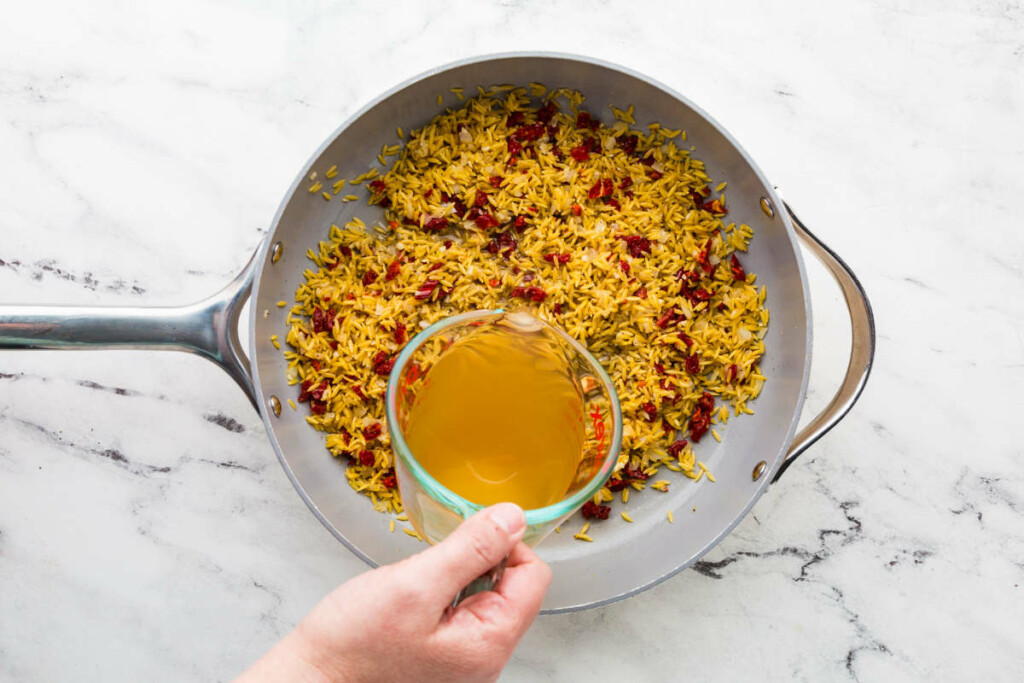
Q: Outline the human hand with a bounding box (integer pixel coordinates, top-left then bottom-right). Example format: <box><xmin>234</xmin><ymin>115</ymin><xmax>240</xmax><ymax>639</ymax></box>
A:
<box><xmin>239</xmin><ymin>503</ymin><xmax>551</xmax><ymax>683</ymax></box>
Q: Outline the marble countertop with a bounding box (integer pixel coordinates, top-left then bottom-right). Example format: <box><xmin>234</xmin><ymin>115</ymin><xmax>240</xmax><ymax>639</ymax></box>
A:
<box><xmin>2</xmin><ymin>1</ymin><xmax>1022</xmax><ymax>680</ymax></box>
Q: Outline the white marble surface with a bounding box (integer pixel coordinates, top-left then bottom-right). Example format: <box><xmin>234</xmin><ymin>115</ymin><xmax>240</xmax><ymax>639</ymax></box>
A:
<box><xmin>1</xmin><ymin>1</ymin><xmax>1022</xmax><ymax>680</ymax></box>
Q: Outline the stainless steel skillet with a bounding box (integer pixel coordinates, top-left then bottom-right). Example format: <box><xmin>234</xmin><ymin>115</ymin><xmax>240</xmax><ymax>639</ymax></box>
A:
<box><xmin>0</xmin><ymin>54</ymin><xmax>875</xmax><ymax>613</ymax></box>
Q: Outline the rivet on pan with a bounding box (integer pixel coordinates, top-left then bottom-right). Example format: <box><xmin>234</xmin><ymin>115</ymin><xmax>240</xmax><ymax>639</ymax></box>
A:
<box><xmin>269</xmin><ymin>395</ymin><xmax>282</xmax><ymax>417</ymax></box>
<box><xmin>759</xmin><ymin>197</ymin><xmax>775</xmax><ymax>218</ymax></box>
<box><xmin>271</xmin><ymin>241</ymin><xmax>283</xmax><ymax>264</ymax></box>
<box><xmin>752</xmin><ymin>460</ymin><xmax>767</xmax><ymax>481</ymax></box>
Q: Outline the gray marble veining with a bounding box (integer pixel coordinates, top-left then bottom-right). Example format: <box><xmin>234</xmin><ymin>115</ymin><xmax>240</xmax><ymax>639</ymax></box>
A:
<box><xmin>2</xmin><ymin>1</ymin><xmax>1022</xmax><ymax>681</ymax></box>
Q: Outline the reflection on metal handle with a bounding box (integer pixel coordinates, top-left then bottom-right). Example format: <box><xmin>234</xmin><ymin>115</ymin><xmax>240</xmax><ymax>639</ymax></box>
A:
<box><xmin>450</xmin><ymin>556</ymin><xmax>508</xmax><ymax>608</ymax></box>
<box><xmin>0</xmin><ymin>253</ymin><xmax>258</xmax><ymax>409</ymax></box>
<box><xmin>773</xmin><ymin>204</ymin><xmax>876</xmax><ymax>482</ymax></box>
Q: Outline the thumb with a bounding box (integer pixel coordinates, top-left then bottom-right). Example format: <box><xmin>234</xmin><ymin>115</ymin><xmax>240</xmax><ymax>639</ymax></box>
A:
<box><xmin>411</xmin><ymin>503</ymin><xmax>527</xmax><ymax>603</ymax></box>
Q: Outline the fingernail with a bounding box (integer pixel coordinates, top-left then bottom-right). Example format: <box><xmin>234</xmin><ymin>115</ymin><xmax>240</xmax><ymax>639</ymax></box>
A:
<box><xmin>489</xmin><ymin>503</ymin><xmax>526</xmax><ymax>537</ymax></box>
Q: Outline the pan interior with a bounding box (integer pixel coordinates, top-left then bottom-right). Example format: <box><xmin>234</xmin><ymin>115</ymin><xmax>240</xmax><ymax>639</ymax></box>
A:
<box><xmin>250</xmin><ymin>54</ymin><xmax>810</xmax><ymax>612</ymax></box>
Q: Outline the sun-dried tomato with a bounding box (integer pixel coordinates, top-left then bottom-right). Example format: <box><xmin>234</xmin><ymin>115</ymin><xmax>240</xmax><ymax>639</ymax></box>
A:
<box><xmin>475</xmin><ymin>213</ymin><xmax>499</xmax><ymax>229</ymax></box>
<box><xmin>653</xmin><ymin>363</ymin><xmax>665</xmax><ymax>375</ymax></box>
<box><xmin>636</xmin><ymin>285</ymin><xmax>648</xmax><ymax>299</ymax></box>
<box><xmin>393</xmin><ymin>322</ymin><xmax>407</xmax><ymax>346</ymax></box>
<box><xmin>728</xmin><ymin>364</ymin><xmax>739</xmax><ymax>383</ymax></box>
<box><xmin>576</xmin><ymin>111</ymin><xmax>599</xmax><ymax>131</ymax></box>
<box><xmin>428</xmin><ymin>262</ymin><xmax>444</xmax><ymax>272</ymax></box>
<box><xmin>340</xmin><ymin>428</ymin><xmax>351</xmax><ymax>446</ymax></box>
<box><xmin>358</xmin><ymin>450</ymin><xmax>375</xmax><ymax>466</ymax></box>
<box><xmin>616</xmin><ymin>134</ymin><xmax>638</xmax><ymax>155</ymax></box>
<box><xmin>640</xmin><ymin>154</ymin><xmax>655</xmax><ymax>166</ymax></box>
<box><xmin>581</xmin><ymin>501</ymin><xmax>611</xmax><ymax>520</ymax></box>
<box><xmin>384</xmin><ymin>258</ymin><xmax>402</xmax><ymax>281</ymax></box>
<box><xmin>513</xmin><ymin>215</ymin><xmax>527</xmax><ymax>231</ymax></box>
<box><xmin>605</xmin><ymin>198</ymin><xmax>621</xmax><ymax>210</ymax></box>
<box><xmin>381</xmin><ymin>473</ymin><xmax>398</xmax><ymax>490</ymax></box>
<box><xmin>511</xmin><ymin>286</ymin><xmax>547</xmax><ymax>302</ymax></box>
<box><xmin>588</xmin><ymin>180</ymin><xmax>602</xmax><ymax>199</ymax></box>
<box><xmin>362</xmin><ymin>269</ymin><xmax>378</xmax><ymax>286</ymax></box>
<box><xmin>310</xmin><ymin>399</ymin><xmax>327</xmax><ymax>415</ymax></box>
<box><xmin>487</xmin><ymin>278</ymin><xmax>500</xmax><ymax>288</ymax></box>
<box><xmin>513</xmin><ymin>122</ymin><xmax>545</xmax><ymax>142</ymax></box>
<box><xmin>587</xmin><ymin>136</ymin><xmax>602</xmax><ymax>153</ymax></box>
<box><xmin>553</xmin><ymin>303</ymin><xmax>563</xmax><ymax>315</ymax></box>
<box><xmin>329</xmin><ymin>340</ymin><xmax>338</xmax><ymax>351</ymax></box>
<box><xmin>619</xmin><ymin>235</ymin><xmax>652</xmax><ymax>258</ymax></box>
<box><xmin>297</xmin><ymin>379</ymin><xmax>313</xmax><ymax>402</ymax></box>
<box><xmin>507</xmin><ymin>138</ymin><xmax>523</xmax><ymax>156</ymax></box>
<box><xmin>730</xmin><ymin>254</ymin><xmax>746</xmax><ymax>281</ymax></box>
<box><xmin>648</xmin><ymin>170</ymin><xmax>663</xmax><ymax>180</ymax></box>
<box><xmin>620</xmin><ymin>259</ymin><xmax>630</xmax><ymax>274</ymax></box>
<box><xmin>363</xmin><ymin>423</ymin><xmax>382</xmax><ymax>441</ymax></box>
<box><xmin>414</xmin><ymin>279</ymin><xmax>439</xmax><ymax>300</ymax></box>
<box><xmin>497</xmin><ymin>232</ymin><xmax>517</xmax><ymax>252</ymax></box>
<box><xmin>536</xmin><ymin>100</ymin><xmax>558</xmax><ymax>124</ymax></box>
<box><xmin>680</xmin><ymin>334</ymin><xmax>694</xmax><ymax>348</ymax></box>
<box><xmin>443</xmin><ymin>240</ymin><xmax>453</xmax><ymax>250</ymax></box>
<box><xmin>339</xmin><ymin>245</ymin><xmax>352</xmax><ymax>258</ymax></box>
<box><xmin>308</xmin><ymin>379</ymin><xmax>328</xmax><ymax>401</ymax></box>
<box><xmin>368</xmin><ymin>179</ymin><xmax>386</xmax><ymax>193</ymax></box>
<box><xmin>607</xmin><ymin>477</ymin><xmax>627</xmax><ymax>492</ymax></box>
<box><xmin>485</xmin><ymin>240</ymin><xmax>499</xmax><ymax>254</ymax></box>
<box><xmin>570</xmin><ymin>145</ymin><xmax>590</xmax><ymax>161</ymax></box>
<box><xmin>623</xmin><ymin>465</ymin><xmax>650</xmax><ymax>481</ymax></box>
<box><xmin>474</xmin><ymin>191</ymin><xmax>489</xmax><ymax>207</ymax></box>
<box><xmin>688</xmin><ymin>392</ymin><xmax>715</xmax><ymax>442</ymax></box>
<box><xmin>685</xmin><ymin>354</ymin><xmax>700</xmax><ymax>374</ymax></box>
<box><xmin>310</xmin><ymin>359</ymin><xmax>322</xmax><ymax>372</ymax></box>
<box><xmin>522</xmin><ymin>272</ymin><xmax>536</xmax><ymax>283</ymax></box>
<box><xmin>571</xmin><ymin>204</ymin><xmax>582</xmax><ymax>216</ymax></box>
<box><xmin>696</xmin><ymin>239</ymin><xmax>714</xmax><ymax>272</ymax></box>
<box><xmin>312</xmin><ymin>307</ymin><xmax>331</xmax><ymax>333</ymax></box>
<box><xmin>373</xmin><ymin>353</ymin><xmax>394</xmax><ymax>376</ymax></box>
<box><xmin>488</xmin><ymin>176</ymin><xmax>503</xmax><ymax>188</ymax></box>
<box><xmin>706</xmin><ymin>198</ymin><xmax>727</xmax><ymax>215</ymax></box>
<box><xmin>656</xmin><ymin>309</ymin><xmax>677</xmax><ymax>329</ymax></box>
<box><xmin>351</xmin><ymin>385</ymin><xmax>368</xmax><ymax>402</ymax></box>
<box><xmin>618</xmin><ymin>176</ymin><xmax>633</xmax><ymax>190</ymax></box>
<box><xmin>558</xmin><ymin>253</ymin><xmax>571</xmax><ymax>264</ymax></box>
<box><xmin>640</xmin><ymin>402</ymin><xmax>658</xmax><ymax>422</ymax></box>
<box><xmin>506</xmin><ymin>111</ymin><xmax>525</xmax><ymax>127</ymax></box>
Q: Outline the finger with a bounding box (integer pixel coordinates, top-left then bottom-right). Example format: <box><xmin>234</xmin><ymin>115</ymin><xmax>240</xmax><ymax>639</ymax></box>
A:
<box><xmin>492</xmin><ymin>542</ymin><xmax>551</xmax><ymax>626</ymax></box>
<box><xmin>444</xmin><ymin>543</ymin><xmax>551</xmax><ymax>640</ymax></box>
<box><xmin>410</xmin><ymin>503</ymin><xmax>526</xmax><ymax>604</ymax></box>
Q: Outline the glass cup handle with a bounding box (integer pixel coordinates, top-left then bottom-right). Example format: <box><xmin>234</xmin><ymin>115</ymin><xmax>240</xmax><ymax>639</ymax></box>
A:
<box><xmin>450</xmin><ymin>556</ymin><xmax>508</xmax><ymax>607</ymax></box>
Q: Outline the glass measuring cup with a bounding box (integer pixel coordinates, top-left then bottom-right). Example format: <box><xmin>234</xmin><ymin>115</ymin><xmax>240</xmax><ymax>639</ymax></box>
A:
<box><xmin>385</xmin><ymin>309</ymin><xmax>623</xmax><ymax>548</ymax></box>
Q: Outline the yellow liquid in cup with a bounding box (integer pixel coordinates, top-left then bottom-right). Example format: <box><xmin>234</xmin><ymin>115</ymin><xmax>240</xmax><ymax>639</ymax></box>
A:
<box><xmin>404</xmin><ymin>326</ymin><xmax>586</xmax><ymax>510</ymax></box>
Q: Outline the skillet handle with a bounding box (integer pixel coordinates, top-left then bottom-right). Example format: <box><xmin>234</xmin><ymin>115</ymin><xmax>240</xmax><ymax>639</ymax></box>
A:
<box><xmin>0</xmin><ymin>253</ymin><xmax>259</xmax><ymax>410</ymax></box>
<box><xmin>772</xmin><ymin>204</ymin><xmax>876</xmax><ymax>482</ymax></box>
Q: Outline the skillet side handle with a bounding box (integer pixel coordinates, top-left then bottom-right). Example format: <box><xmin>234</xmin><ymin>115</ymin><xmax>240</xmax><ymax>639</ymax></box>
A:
<box><xmin>772</xmin><ymin>205</ymin><xmax>876</xmax><ymax>483</ymax></box>
<box><xmin>0</xmin><ymin>254</ymin><xmax>258</xmax><ymax>410</ymax></box>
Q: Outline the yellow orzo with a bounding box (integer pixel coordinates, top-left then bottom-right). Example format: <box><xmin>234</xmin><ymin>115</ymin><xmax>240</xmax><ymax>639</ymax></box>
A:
<box><xmin>284</xmin><ymin>85</ymin><xmax>768</xmax><ymax>535</ymax></box>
